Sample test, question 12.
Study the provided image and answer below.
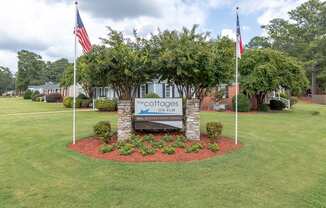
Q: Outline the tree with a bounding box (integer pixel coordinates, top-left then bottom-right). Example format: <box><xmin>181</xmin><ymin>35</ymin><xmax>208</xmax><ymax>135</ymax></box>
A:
<box><xmin>265</xmin><ymin>0</ymin><xmax>326</xmax><ymax>94</ymax></box>
<box><xmin>15</xmin><ymin>50</ymin><xmax>46</xmax><ymax>92</ymax></box>
<box><xmin>0</xmin><ymin>66</ymin><xmax>14</xmax><ymax>94</ymax></box>
<box><xmin>239</xmin><ymin>49</ymin><xmax>308</xmax><ymax>108</ymax></box>
<box><xmin>247</xmin><ymin>36</ymin><xmax>271</xmax><ymax>49</ymax></box>
<box><xmin>44</xmin><ymin>58</ymin><xmax>70</xmax><ymax>83</ymax></box>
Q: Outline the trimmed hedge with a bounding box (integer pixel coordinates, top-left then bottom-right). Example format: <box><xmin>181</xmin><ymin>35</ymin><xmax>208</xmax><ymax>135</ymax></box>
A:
<box><xmin>94</xmin><ymin>121</ymin><xmax>113</xmax><ymax>144</ymax></box>
<box><xmin>144</xmin><ymin>92</ymin><xmax>160</xmax><ymax>98</ymax></box>
<box><xmin>23</xmin><ymin>90</ymin><xmax>33</xmax><ymax>99</ymax></box>
<box><xmin>206</xmin><ymin>122</ymin><xmax>223</xmax><ymax>142</ymax></box>
<box><xmin>232</xmin><ymin>94</ymin><xmax>251</xmax><ymax>112</ymax></box>
<box><xmin>45</xmin><ymin>93</ymin><xmax>62</xmax><ymax>103</ymax></box>
<box><xmin>63</xmin><ymin>97</ymin><xmax>85</xmax><ymax>108</ymax></box>
<box><xmin>95</xmin><ymin>99</ymin><xmax>117</xmax><ymax>111</ymax></box>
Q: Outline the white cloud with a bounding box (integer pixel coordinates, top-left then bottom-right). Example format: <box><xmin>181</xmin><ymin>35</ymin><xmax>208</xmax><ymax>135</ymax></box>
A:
<box><xmin>221</xmin><ymin>28</ymin><xmax>236</xmax><ymax>40</ymax></box>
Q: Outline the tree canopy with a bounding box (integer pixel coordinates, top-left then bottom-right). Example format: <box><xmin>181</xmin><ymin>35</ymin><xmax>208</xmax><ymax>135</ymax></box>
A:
<box><xmin>239</xmin><ymin>49</ymin><xmax>308</xmax><ymax>107</ymax></box>
<box><xmin>0</xmin><ymin>66</ymin><xmax>15</xmax><ymax>94</ymax></box>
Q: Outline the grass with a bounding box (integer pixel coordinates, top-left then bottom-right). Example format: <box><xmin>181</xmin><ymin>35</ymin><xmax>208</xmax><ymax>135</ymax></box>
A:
<box><xmin>0</xmin><ymin>97</ymin><xmax>326</xmax><ymax>208</ymax></box>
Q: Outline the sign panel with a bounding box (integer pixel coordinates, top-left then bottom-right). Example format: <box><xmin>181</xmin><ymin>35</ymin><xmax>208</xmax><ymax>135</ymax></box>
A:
<box><xmin>135</xmin><ymin>98</ymin><xmax>182</xmax><ymax>116</ymax></box>
<box><xmin>134</xmin><ymin>98</ymin><xmax>183</xmax><ymax>130</ymax></box>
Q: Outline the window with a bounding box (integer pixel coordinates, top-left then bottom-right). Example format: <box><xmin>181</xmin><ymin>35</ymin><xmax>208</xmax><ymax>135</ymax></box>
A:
<box><xmin>141</xmin><ymin>85</ymin><xmax>146</xmax><ymax>98</ymax></box>
<box><xmin>165</xmin><ymin>85</ymin><xmax>171</xmax><ymax>98</ymax></box>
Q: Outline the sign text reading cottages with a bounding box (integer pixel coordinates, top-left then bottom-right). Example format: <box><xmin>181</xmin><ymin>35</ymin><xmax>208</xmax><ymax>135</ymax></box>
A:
<box><xmin>135</xmin><ymin>99</ymin><xmax>182</xmax><ymax>116</ymax></box>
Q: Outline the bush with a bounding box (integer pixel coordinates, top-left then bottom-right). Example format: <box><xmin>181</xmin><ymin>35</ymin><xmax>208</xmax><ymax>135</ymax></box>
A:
<box><xmin>119</xmin><ymin>145</ymin><xmax>134</xmax><ymax>155</ymax></box>
<box><xmin>162</xmin><ymin>134</ymin><xmax>174</xmax><ymax>142</ymax></box>
<box><xmin>208</xmin><ymin>143</ymin><xmax>220</xmax><ymax>152</ymax></box>
<box><xmin>63</xmin><ymin>97</ymin><xmax>73</xmax><ymax>108</ymax></box>
<box><xmin>143</xmin><ymin>134</ymin><xmax>155</xmax><ymax>142</ymax></box>
<box><xmin>77</xmin><ymin>93</ymin><xmax>88</xmax><ymax>99</ymax></box>
<box><xmin>172</xmin><ymin>140</ymin><xmax>186</xmax><ymax>148</ymax></box>
<box><xmin>129</xmin><ymin>134</ymin><xmax>144</xmax><ymax>148</ymax></box>
<box><xmin>311</xmin><ymin>111</ymin><xmax>320</xmax><ymax>116</ymax></box>
<box><xmin>100</xmin><ymin>144</ymin><xmax>114</xmax><ymax>153</ymax></box>
<box><xmin>258</xmin><ymin>104</ymin><xmax>270</xmax><ymax>112</ymax></box>
<box><xmin>150</xmin><ymin>140</ymin><xmax>165</xmax><ymax>149</ymax></box>
<box><xmin>45</xmin><ymin>93</ymin><xmax>62</xmax><ymax>103</ymax></box>
<box><xmin>206</xmin><ymin>122</ymin><xmax>223</xmax><ymax>142</ymax></box>
<box><xmin>290</xmin><ymin>97</ymin><xmax>298</xmax><ymax>106</ymax></box>
<box><xmin>144</xmin><ymin>92</ymin><xmax>160</xmax><ymax>98</ymax></box>
<box><xmin>175</xmin><ymin>135</ymin><xmax>187</xmax><ymax>143</ymax></box>
<box><xmin>81</xmin><ymin>99</ymin><xmax>92</xmax><ymax>108</ymax></box>
<box><xmin>232</xmin><ymin>94</ymin><xmax>251</xmax><ymax>112</ymax></box>
<box><xmin>94</xmin><ymin>121</ymin><xmax>113</xmax><ymax>144</ymax></box>
<box><xmin>270</xmin><ymin>100</ymin><xmax>286</xmax><ymax>110</ymax></box>
<box><xmin>185</xmin><ymin>143</ymin><xmax>203</xmax><ymax>153</ymax></box>
<box><xmin>161</xmin><ymin>146</ymin><xmax>176</xmax><ymax>155</ymax></box>
<box><xmin>23</xmin><ymin>90</ymin><xmax>33</xmax><ymax>99</ymax></box>
<box><xmin>95</xmin><ymin>99</ymin><xmax>117</xmax><ymax>111</ymax></box>
<box><xmin>139</xmin><ymin>146</ymin><xmax>156</xmax><ymax>156</ymax></box>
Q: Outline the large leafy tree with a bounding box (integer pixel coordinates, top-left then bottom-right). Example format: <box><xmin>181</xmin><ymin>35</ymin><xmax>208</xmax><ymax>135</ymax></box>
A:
<box><xmin>44</xmin><ymin>58</ymin><xmax>70</xmax><ymax>83</ymax></box>
<box><xmin>240</xmin><ymin>49</ymin><xmax>308</xmax><ymax>108</ymax></box>
<box><xmin>152</xmin><ymin>25</ymin><xmax>233</xmax><ymax>99</ymax></box>
<box><xmin>15</xmin><ymin>50</ymin><xmax>46</xmax><ymax>92</ymax></box>
<box><xmin>0</xmin><ymin>66</ymin><xmax>14</xmax><ymax>94</ymax></box>
<box><xmin>247</xmin><ymin>36</ymin><xmax>271</xmax><ymax>49</ymax></box>
<box><xmin>265</xmin><ymin>0</ymin><xmax>326</xmax><ymax>93</ymax></box>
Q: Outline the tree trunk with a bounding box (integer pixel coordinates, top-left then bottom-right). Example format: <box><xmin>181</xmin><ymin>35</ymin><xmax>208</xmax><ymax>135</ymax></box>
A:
<box><xmin>117</xmin><ymin>100</ymin><xmax>132</xmax><ymax>140</ymax></box>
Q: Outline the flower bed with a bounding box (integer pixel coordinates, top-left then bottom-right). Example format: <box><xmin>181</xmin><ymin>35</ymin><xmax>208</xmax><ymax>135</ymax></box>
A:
<box><xmin>68</xmin><ymin>133</ymin><xmax>242</xmax><ymax>163</ymax></box>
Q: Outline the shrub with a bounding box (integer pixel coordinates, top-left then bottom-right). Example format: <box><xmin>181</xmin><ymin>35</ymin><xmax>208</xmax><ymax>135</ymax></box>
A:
<box><xmin>290</xmin><ymin>97</ymin><xmax>298</xmax><ymax>106</ymax></box>
<box><xmin>311</xmin><ymin>111</ymin><xmax>320</xmax><ymax>116</ymax></box>
<box><xmin>77</xmin><ymin>93</ymin><xmax>88</xmax><ymax>99</ymax></box>
<box><xmin>139</xmin><ymin>146</ymin><xmax>156</xmax><ymax>156</ymax></box>
<box><xmin>143</xmin><ymin>134</ymin><xmax>155</xmax><ymax>142</ymax></box>
<box><xmin>162</xmin><ymin>134</ymin><xmax>174</xmax><ymax>142</ymax></box>
<box><xmin>206</xmin><ymin>122</ymin><xmax>223</xmax><ymax>142</ymax></box>
<box><xmin>63</xmin><ymin>97</ymin><xmax>73</xmax><ymax>108</ymax></box>
<box><xmin>119</xmin><ymin>145</ymin><xmax>134</xmax><ymax>155</ymax></box>
<box><xmin>172</xmin><ymin>140</ymin><xmax>186</xmax><ymax>148</ymax></box>
<box><xmin>23</xmin><ymin>90</ymin><xmax>33</xmax><ymax>99</ymax></box>
<box><xmin>144</xmin><ymin>92</ymin><xmax>160</xmax><ymax>98</ymax></box>
<box><xmin>81</xmin><ymin>99</ymin><xmax>92</xmax><ymax>108</ymax></box>
<box><xmin>208</xmin><ymin>143</ymin><xmax>220</xmax><ymax>152</ymax></box>
<box><xmin>185</xmin><ymin>143</ymin><xmax>203</xmax><ymax>153</ymax></box>
<box><xmin>175</xmin><ymin>135</ymin><xmax>187</xmax><ymax>143</ymax></box>
<box><xmin>161</xmin><ymin>146</ymin><xmax>176</xmax><ymax>155</ymax></box>
<box><xmin>100</xmin><ymin>144</ymin><xmax>114</xmax><ymax>153</ymax></box>
<box><xmin>129</xmin><ymin>134</ymin><xmax>144</xmax><ymax>148</ymax></box>
<box><xmin>270</xmin><ymin>100</ymin><xmax>286</xmax><ymax>110</ymax></box>
<box><xmin>150</xmin><ymin>140</ymin><xmax>165</xmax><ymax>149</ymax></box>
<box><xmin>45</xmin><ymin>93</ymin><xmax>62</xmax><ymax>103</ymax></box>
<box><xmin>232</xmin><ymin>94</ymin><xmax>251</xmax><ymax>112</ymax></box>
<box><xmin>95</xmin><ymin>99</ymin><xmax>117</xmax><ymax>111</ymax></box>
<box><xmin>93</xmin><ymin>121</ymin><xmax>113</xmax><ymax>144</ymax></box>
<box><xmin>258</xmin><ymin>104</ymin><xmax>270</xmax><ymax>112</ymax></box>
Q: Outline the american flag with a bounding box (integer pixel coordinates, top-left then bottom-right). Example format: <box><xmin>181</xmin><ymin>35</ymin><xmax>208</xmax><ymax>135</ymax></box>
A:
<box><xmin>236</xmin><ymin>8</ymin><xmax>244</xmax><ymax>58</ymax></box>
<box><xmin>75</xmin><ymin>9</ymin><xmax>92</xmax><ymax>53</ymax></box>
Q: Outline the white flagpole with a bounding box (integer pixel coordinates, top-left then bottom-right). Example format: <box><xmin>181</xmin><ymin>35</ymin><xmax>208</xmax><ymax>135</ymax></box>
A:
<box><xmin>72</xmin><ymin>1</ymin><xmax>78</xmax><ymax>145</ymax></box>
<box><xmin>235</xmin><ymin>7</ymin><xmax>239</xmax><ymax>145</ymax></box>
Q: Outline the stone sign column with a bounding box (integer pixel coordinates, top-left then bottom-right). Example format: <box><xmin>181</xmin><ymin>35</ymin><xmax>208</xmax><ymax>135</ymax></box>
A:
<box><xmin>186</xmin><ymin>99</ymin><xmax>200</xmax><ymax>140</ymax></box>
<box><xmin>117</xmin><ymin>100</ymin><xmax>132</xmax><ymax>140</ymax></box>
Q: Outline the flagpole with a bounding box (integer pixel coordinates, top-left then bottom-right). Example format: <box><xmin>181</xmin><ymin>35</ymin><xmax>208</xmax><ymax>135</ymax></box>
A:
<box><xmin>72</xmin><ymin>1</ymin><xmax>78</xmax><ymax>145</ymax></box>
<box><xmin>235</xmin><ymin>7</ymin><xmax>239</xmax><ymax>145</ymax></box>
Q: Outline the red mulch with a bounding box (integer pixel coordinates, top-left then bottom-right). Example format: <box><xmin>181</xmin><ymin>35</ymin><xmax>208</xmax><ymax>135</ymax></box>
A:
<box><xmin>68</xmin><ymin>133</ymin><xmax>242</xmax><ymax>163</ymax></box>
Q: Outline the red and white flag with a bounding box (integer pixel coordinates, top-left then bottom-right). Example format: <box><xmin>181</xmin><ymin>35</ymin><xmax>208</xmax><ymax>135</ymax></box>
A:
<box><xmin>236</xmin><ymin>9</ymin><xmax>244</xmax><ymax>58</ymax></box>
<box><xmin>75</xmin><ymin>8</ymin><xmax>92</xmax><ymax>53</ymax></box>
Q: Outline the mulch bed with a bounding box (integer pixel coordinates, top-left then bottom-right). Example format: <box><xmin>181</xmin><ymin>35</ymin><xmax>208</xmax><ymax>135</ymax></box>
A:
<box><xmin>69</xmin><ymin>133</ymin><xmax>242</xmax><ymax>163</ymax></box>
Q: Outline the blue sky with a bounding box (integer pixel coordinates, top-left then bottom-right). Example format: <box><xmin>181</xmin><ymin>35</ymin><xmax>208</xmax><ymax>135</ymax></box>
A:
<box><xmin>0</xmin><ymin>0</ymin><xmax>308</xmax><ymax>72</ymax></box>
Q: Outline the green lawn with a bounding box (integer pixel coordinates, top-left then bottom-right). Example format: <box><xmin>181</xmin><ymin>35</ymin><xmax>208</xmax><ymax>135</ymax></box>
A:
<box><xmin>1</xmin><ymin>97</ymin><xmax>326</xmax><ymax>208</ymax></box>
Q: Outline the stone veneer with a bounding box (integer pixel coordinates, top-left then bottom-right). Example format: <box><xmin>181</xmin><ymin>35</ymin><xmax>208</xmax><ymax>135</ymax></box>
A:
<box><xmin>186</xmin><ymin>99</ymin><xmax>200</xmax><ymax>140</ymax></box>
<box><xmin>117</xmin><ymin>100</ymin><xmax>132</xmax><ymax>140</ymax></box>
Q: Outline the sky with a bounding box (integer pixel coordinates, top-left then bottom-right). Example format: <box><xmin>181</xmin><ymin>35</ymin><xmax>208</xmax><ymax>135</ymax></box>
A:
<box><xmin>0</xmin><ymin>0</ymin><xmax>308</xmax><ymax>73</ymax></box>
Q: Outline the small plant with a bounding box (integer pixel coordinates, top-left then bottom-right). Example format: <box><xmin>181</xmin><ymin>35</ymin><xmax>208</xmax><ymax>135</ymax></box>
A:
<box><xmin>175</xmin><ymin>135</ymin><xmax>187</xmax><ymax>143</ymax></box>
<box><xmin>119</xmin><ymin>145</ymin><xmax>134</xmax><ymax>156</ymax></box>
<box><xmin>208</xmin><ymin>143</ymin><xmax>220</xmax><ymax>152</ymax></box>
<box><xmin>129</xmin><ymin>134</ymin><xmax>144</xmax><ymax>148</ymax></box>
<box><xmin>99</xmin><ymin>144</ymin><xmax>114</xmax><ymax>153</ymax></box>
<box><xmin>94</xmin><ymin>121</ymin><xmax>113</xmax><ymax>144</ymax></box>
<box><xmin>172</xmin><ymin>140</ymin><xmax>186</xmax><ymax>148</ymax></box>
<box><xmin>139</xmin><ymin>146</ymin><xmax>156</xmax><ymax>156</ymax></box>
<box><xmin>161</xmin><ymin>146</ymin><xmax>176</xmax><ymax>155</ymax></box>
<box><xmin>206</xmin><ymin>122</ymin><xmax>223</xmax><ymax>142</ymax></box>
<box><xmin>150</xmin><ymin>140</ymin><xmax>165</xmax><ymax>149</ymax></box>
<box><xmin>311</xmin><ymin>111</ymin><xmax>320</xmax><ymax>116</ymax></box>
<box><xmin>162</xmin><ymin>134</ymin><xmax>174</xmax><ymax>142</ymax></box>
<box><xmin>185</xmin><ymin>143</ymin><xmax>203</xmax><ymax>153</ymax></box>
<box><xmin>143</xmin><ymin>134</ymin><xmax>155</xmax><ymax>142</ymax></box>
